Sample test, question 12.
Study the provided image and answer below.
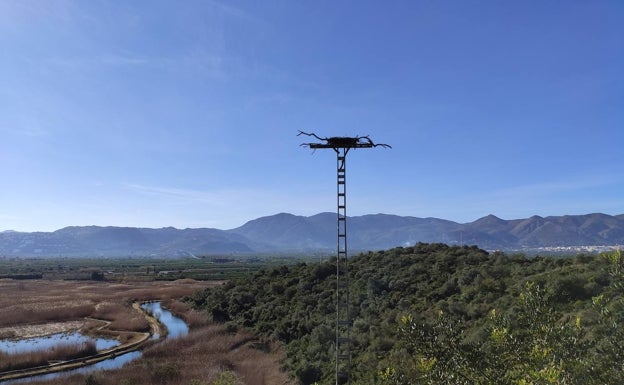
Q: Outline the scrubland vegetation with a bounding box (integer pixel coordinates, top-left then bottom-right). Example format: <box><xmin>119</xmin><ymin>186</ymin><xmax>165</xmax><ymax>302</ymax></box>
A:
<box><xmin>191</xmin><ymin>244</ymin><xmax>624</xmax><ymax>384</ymax></box>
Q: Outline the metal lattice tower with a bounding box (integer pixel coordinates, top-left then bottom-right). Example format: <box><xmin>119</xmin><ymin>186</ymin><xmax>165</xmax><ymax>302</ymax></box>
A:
<box><xmin>298</xmin><ymin>131</ymin><xmax>390</xmax><ymax>385</ymax></box>
<box><xmin>335</xmin><ymin>147</ymin><xmax>350</xmax><ymax>384</ymax></box>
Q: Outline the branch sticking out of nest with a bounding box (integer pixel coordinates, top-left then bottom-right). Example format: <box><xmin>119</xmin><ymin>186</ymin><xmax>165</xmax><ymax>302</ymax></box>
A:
<box><xmin>297</xmin><ymin>131</ymin><xmax>391</xmax><ymax>149</ymax></box>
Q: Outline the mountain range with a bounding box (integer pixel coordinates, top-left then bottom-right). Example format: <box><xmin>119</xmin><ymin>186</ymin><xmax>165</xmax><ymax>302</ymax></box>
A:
<box><xmin>1</xmin><ymin>212</ymin><xmax>624</xmax><ymax>257</ymax></box>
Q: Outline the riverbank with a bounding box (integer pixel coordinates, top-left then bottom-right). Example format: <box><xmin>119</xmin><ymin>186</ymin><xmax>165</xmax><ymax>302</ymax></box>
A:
<box><xmin>0</xmin><ymin>279</ymin><xmax>214</xmax><ymax>383</ymax></box>
<box><xmin>0</xmin><ymin>301</ymin><xmax>159</xmax><ymax>382</ymax></box>
<box><xmin>0</xmin><ymin>279</ymin><xmax>292</xmax><ymax>385</ymax></box>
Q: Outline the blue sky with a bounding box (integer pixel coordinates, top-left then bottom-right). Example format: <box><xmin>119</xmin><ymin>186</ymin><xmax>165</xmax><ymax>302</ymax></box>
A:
<box><xmin>1</xmin><ymin>1</ymin><xmax>622</xmax><ymax>232</ymax></box>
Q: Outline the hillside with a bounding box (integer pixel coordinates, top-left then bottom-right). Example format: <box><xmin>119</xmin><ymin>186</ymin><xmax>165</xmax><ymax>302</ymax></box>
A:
<box><xmin>2</xmin><ymin>212</ymin><xmax>624</xmax><ymax>256</ymax></box>
<box><xmin>230</xmin><ymin>212</ymin><xmax>624</xmax><ymax>251</ymax></box>
<box><xmin>188</xmin><ymin>244</ymin><xmax>624</xmax><ymax>384</ymax></box>
<box><xmin>0</xmin><ymin>226</ymin><xmax>253</xmax><ymax>257</ymax></box>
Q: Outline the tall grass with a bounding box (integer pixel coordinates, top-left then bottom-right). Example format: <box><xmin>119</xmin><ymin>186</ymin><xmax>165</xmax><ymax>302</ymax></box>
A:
<box><xmin>0</xmin><ymin>304</ymin><xmax>95</xmax><ymax>328</ymax></box>
<box><xmin>91</xmin><ymin>302</ymin><xmax>150</xmax><ymax>333</ymax></box>
<box><xmin>161</xmin><ymin>299</ymin><xmax>209</xmax><ymax>328</ymax></box>
<box><xmin>0</xmin><ymin>280</ymin><xmax>213</xmax><ymax>333</ymax></box>
<box><xmin>19</xmin><ymin>324</ymin><xmax>293</xmax><ymax>385</ymax></box>
<box><xmin>0</xmin><ymin>341</ymin><xmax>97</xmax><ymax>372</ymax></box>
<box><xmin>0</xmin><ymin>280</ymin><xmax>289</xmax><ymax>385</ymax></box>
<box><xmin>110</xmin><ymin>325</ymin><xmax>292</xmax><ymax>385</ymax></box>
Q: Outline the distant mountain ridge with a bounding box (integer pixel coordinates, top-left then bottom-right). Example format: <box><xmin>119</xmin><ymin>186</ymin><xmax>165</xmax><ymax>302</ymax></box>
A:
<box><xmin>0</xmin><ymin>226</ymin><xmax>254</xmax><ymax>257</ymax></box>
<box><xmin>1</xmin><ymin>212</ymin><xmax>624</xmax><ymax>257</ymax></box>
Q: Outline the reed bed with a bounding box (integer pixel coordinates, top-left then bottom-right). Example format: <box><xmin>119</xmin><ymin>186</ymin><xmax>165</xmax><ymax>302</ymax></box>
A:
<box><xmin>161</xmin><ymin>299</ymin><xmax>210</xmax><ymax>328</ymax></box>
<box><xmin>1</xmin><ymin>279</ymin><xmax>291</xmax><ymax>385</ymax></box>
<box><xmin>0</xmin><ymin>304</ymin><xmax>95</xmax><ymax>328</ymax></box>
<box><xmin>0</xmin><ymin>279</ymin><xmax>214</xmax><ymax>335</ymax></box>
<box><xmin>91</xmin><ymin>302</ymin><xmax>150</xmax><ymax>333</ymax></box>
<box><xmin>23</xmin><ymin>325</ymin><xmax>293</xmax><ymax>385</ymax></box>
<box><xmin>0</xmin><ymin>341</ymin><xmax>97</xmax><ymax>372</ymax></box>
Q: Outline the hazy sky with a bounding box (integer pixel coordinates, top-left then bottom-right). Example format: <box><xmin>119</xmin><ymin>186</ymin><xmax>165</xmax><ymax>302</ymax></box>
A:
<box><xmin>1</xmin><ymin>1</ymin><xmax>622</xmax><ymax>232</ymax></box>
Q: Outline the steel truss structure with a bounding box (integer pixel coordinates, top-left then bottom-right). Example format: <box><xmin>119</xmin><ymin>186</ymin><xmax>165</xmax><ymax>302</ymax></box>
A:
<box><xmin>299</xmin><ymin>131</ymin><xmax>389</xmax><ymax>385</ymax></box>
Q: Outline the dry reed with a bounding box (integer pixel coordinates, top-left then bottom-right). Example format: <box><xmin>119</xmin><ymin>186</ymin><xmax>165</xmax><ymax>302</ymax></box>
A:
<box><xmin>19</xmin><ymin>322</ymin><xmax>293</xmax><ymax>385</ymax></box>
<box><xmin>161</xmin><ymin>299</ymin><xmax>209</xmax><ymax>328</ymax></box>
<box><xmin>0</xmin><ymin>341</ymin><xmax>97</xmax><ymax>372</ymax></box>
<box><xmin>1</xmin><ymin>279</ymin><xmax>292</xmax><ymax>385</ymax></box>
<box><xmin>0</xmin><ymin>279</ymin><xmax>215</xmax><ymax>334</ymax></box>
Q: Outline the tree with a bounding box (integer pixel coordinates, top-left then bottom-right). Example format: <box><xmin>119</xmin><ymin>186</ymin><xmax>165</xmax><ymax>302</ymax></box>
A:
<box><xmin>381</xmin><ymin>250</ymin><xmax>624</xmax><ymax>385</ymax></box>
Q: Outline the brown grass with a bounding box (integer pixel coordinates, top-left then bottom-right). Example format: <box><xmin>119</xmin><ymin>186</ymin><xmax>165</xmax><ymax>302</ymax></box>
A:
<box><xmin>0</xmin><ymin>341</ymin><xmax>97</xmax><ymax>372</ymax></box>
<box><xmin>22</xmin><ymin>325</ymin><xmax>293</xmax><ymax>385</ymax></box>
<box><xmin>161</xmin><ymin>299</ymin><xmax>210</xmax><ymax>328</ymax></box>
<box><xmin>0</xmin><ymin>279</ymin><xmax>294</xmax><ymax>385</ymax></box>
<box><xmin>91</xmin><ymin>302</ymin><xmax>150</xmax><ymax>332</ymax></box>
<box><xmin>0</xmin><ymin>279</ymin><xmax>214</xmax><ymax>335</ymax></box>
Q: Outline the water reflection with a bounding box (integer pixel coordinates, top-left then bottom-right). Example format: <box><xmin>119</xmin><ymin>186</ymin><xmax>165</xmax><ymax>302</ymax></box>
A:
<box><xmin>2</xmin><ymin>352</ymin><xmax>141</xmax><ymax>385</ymax></box>
<box><xmin>0</xmin><ymin>302</ymin><xmax>188</xmax><ymax>384</ymax></box>
<box><xmin>141</xmin><ymin>302</ymin><xmax>189</xmax><ymax>339</ymax></box>
<box><xmin>0</xmin><ymin>332</ymin><xmax>119</xmax><ymax>355</ymax></box>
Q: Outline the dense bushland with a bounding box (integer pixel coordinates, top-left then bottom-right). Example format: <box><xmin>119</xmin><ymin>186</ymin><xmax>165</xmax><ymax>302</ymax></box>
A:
<box><xmin>189</xmin><ymin>243</ymin><xmax>623</xmax><ymax>384</ymax></box>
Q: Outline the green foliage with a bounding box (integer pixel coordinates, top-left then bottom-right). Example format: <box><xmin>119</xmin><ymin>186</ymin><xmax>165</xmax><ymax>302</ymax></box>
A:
<box><xmin>211</xmin><ymin>371</ymin><xmax>241</xmax><ymax>385</ymax></box>
<box><xmin>0</xmin><ymin>255</ymin><xmax>301</xmax><ymax>281</ymax></box>
<box><xmin>150</xmin><ymin>363</ymin><xmax>180</xmax><ymax>384</ymax></box>
<box><xmin>382</xmin><ymin>250</ymin><xmax>624</xmax><ymax>385</ymax></box>
<box><xmin>191</xmin><ymin>244</ymin><xmax>619</xmax><ymax>384</ymax></box>
<box><xmin>385</xmin><ymin>284</ymin><xmax>589</xmax><ymax>384</ymax></box>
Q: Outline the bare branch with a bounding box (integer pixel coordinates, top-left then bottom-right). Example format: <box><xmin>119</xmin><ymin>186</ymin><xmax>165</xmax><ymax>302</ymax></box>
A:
<box><xmin>297</xmin><ymin>130</ymin><xmax>327</xmax><ymax>141</ymax></box>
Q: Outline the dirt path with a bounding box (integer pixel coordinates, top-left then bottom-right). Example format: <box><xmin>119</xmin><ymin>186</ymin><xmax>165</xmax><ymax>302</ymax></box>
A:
<box><xmin>133</xmin><ymin>302</ymin><xmax>162</xmax><ymax>338</ymax></box>
<box><xmin>0</xmin><ymin>302</ymin><xmax>162</xmax><ymax>382</ymax></box>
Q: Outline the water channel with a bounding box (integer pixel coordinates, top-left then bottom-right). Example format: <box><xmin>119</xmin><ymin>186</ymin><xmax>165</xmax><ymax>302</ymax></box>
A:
<box><xmin>141</xmin><ymin>302</ymin><xmax>189</xmax><ymax>339</ymax></box>
<box><xmin>0</xmin><ymin>302</ymin><xmax>188</xmax><ymax>384</ymax></box>
<box><xmin>0</xmin><ymin>332</ymin><xmax>119</xmax><ymax>355</ymax></box>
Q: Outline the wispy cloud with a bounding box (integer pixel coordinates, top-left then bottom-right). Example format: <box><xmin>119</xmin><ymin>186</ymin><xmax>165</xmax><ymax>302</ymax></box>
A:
<box><xmin>44</xmin><ymin>50</ymin><xmax>228</xmax><ymax>80</ymax></box>
<box><xmin>123</xmin><ymin>182</ymin><xmax>332</xmax><ymax>226</ymax></box>
<box><xmin>124</xmin><ymin>183</ymin><xmax>227</xmax><ymax>204</ymax></box>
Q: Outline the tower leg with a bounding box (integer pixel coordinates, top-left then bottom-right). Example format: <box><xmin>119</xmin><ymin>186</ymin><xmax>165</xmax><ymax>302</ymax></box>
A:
<box><xmin>335</xmin><ymin>147</ymin><xmax>350</xmax><ymax>385</ymax></box>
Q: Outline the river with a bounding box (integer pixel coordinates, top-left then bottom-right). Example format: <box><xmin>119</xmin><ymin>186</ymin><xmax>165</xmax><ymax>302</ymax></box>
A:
<box><xmin>141</xmin><ymin>301</ymin><xmax>189</xmax><ymax>339</ymax></box>
<box><xmin>0</xmin><ymin>332</ymin><xmax>119</xmax><ymax>355</ymax></box>
<box><xmin>0</xmin><ymin>302</ymin><xmax>187</xmax><ymax>384</ymax></box>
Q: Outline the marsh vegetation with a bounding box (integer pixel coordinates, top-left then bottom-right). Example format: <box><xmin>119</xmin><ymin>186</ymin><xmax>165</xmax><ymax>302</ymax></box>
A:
<box><xmin>0</xmin><ymin>277</ymin><xmax>292</xmax><ymax>385</ymax></box>
<box><xmin>1</xmin><ymin>341</ymin><xmax>97</xmax><ymax>372</ymax></box>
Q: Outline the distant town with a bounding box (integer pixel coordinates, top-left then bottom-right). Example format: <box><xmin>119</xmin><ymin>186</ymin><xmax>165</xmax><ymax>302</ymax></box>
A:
<box><xmin>515</xmin><ymin>245</ymin><xmax>623</xmax><ymax>255</ymax></box>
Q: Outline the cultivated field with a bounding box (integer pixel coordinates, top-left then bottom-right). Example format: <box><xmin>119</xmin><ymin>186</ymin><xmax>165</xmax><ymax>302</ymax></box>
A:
<box><xmin>0</xmin><ymin>279</ymin><xmax>293</xmax><ymax>385</ymax></box>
